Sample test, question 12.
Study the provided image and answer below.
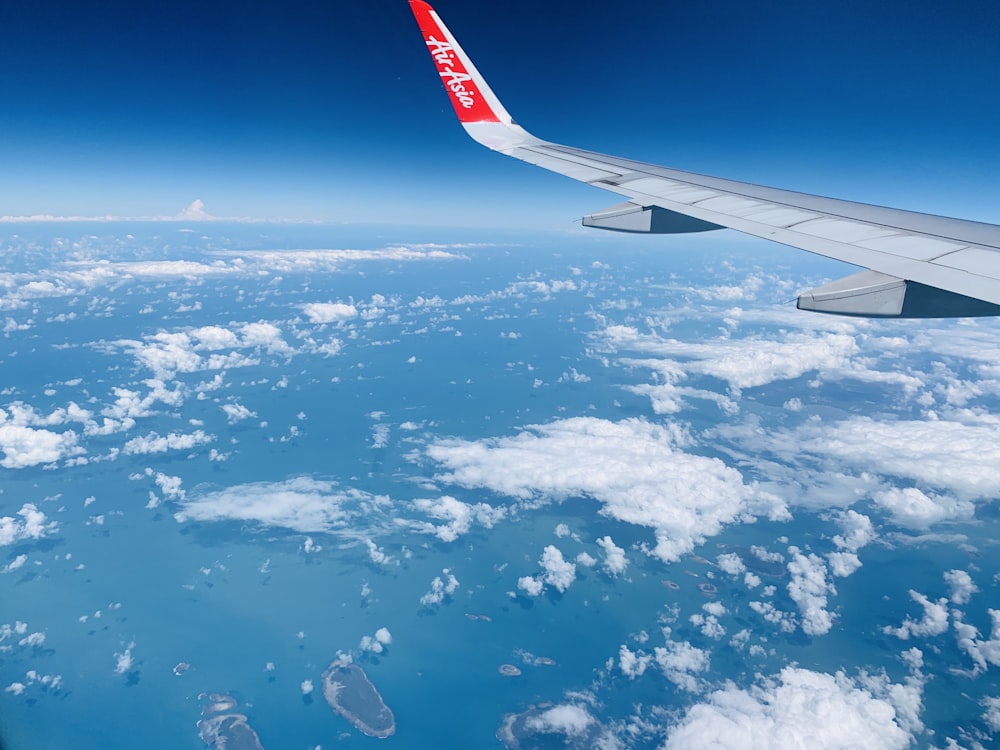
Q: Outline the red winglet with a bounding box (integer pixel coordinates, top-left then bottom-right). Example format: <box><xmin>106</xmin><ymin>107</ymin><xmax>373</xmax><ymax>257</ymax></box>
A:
<box><xmin>409</xmin><ymin>0</ymin><xmax>502</xmax><ymax>123</ymax></box>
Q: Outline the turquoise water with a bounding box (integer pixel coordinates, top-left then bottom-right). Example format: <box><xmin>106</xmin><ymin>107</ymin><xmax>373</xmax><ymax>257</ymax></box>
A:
<box><xmin>1</xmin><ymin>224</ymin><xmax>998</xmax><ymax>748</ymax></box>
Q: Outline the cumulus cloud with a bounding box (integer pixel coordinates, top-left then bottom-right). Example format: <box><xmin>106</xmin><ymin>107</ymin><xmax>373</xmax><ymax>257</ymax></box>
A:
<box><xmin>602</xmin><ymin>324</ymin><xmax>860</xmax><ymax>393</ymax></box>
<box><xmin>300</xmin><ymin>679</ymin><xmax>314</xmax><ymax>696</ymax></box>
<box><xmin>0</xmin><ymin>423</ymin><xmax>83</xmax><ymax>468</ymax></box>
<box><xmin>221</xmin><ymin>403</ymin><xmax>257</xmax><ymax>424</ymax></box>
<box><xmin>404</xmin><ymin>495</ymin><xmax>506</xmax><ymax>542</ymax></box>
<box><xmin>596</xmin><ymin>536</ymin><xmax>629</xmax><ymax>576</ymax></box>
<box><xmin>107</xmin><ymin>320</ymin><xmax>299</xmax><ymax>380</ymax></box>
<box><xmin>123</xmin><ymin>430</ymin><xmax>214</xmax><ymax>455</ymax></box>
<box><xmin>662</xmin><ymin>667</ymin><xmax>921</xmax><ymax>750</ymax></box>
<box><xmin>716</xmin><ymin>552</ymin><xmax>746</xmax><ymax>576</ymax></box>
<box><xmin>419</xmin><ymin>569</ymin><xmax>459</xmax><ymax>607</ymax></box>
<box><xmin>832</xmin><ymin>510</ymin><xmax>875</xmax><ymax>552</ymax></box>
<box><xmin>539</xmin><ymin>545</ymin><xmax>576</xmax><ymax>593</ymax></box>
<box><xmin>827</xmin><ymin>552</ymin><xmax>862</xmax><ymax>578</ymax></box>
<box><xmin>1</xmin><ymin>554</ymin><xmax>28</xmax><ymax>573</ymax></box>
<box><xmin>618</xmin><ymin>644</ymin><xmax>652</xmax><ymax>679</ymax></box>
<box><xmin>364</xmin><ymin>539</ymin><xmax>396</xmax><ymax>566</ymax></box>
<box><xmin>359</xmin><ymin>627</ymin><xmax>392</xmax><ymax>654</ymax></box>
<box><xmin>174</xmin><ymin>477</ymin><xmax>390</xmax><ymax>534</ymax></box>
<box><xmin>154</xmin><ymin>472</ymin><xmax>185</xmax><ymax>501</ymax></box>
<box><xmin>944</xmin><ymin>569</ymin><xmax>977</xmax><ymax>606</ymax></box>
<box><xmin>954</xmin><ymin>609</ymin><xmax>1000</xmax><ymax>674</ymax></box>
<box><xmin>654</xmin><ymin>639</ymin><xmax>711</xmax><ymax>692</ymax></box>
<box><xmin>425</xmin><ymin>417</ymin><xmax>786</xmax><ymax>562</ymax></box>
<box><xmin>523</xmin><ymin>704</ymin><xmax>595</xmax><ymax>738</ymax></box>
<box><xmin>873</xmin><ymin>487</ymin><xmax>974</xmax><ymax>529</ymax></box>
<box><xmin>781</xmin><ymin>415</ymin><xmax>1000</xmax><ymax>500</ymax></box>
<box><xmin>786</xmin><ymin>547</ymin><xmax>836</xmax><ymax>636</ymax></box>
<box><xmin>301</xmin><ymin>302</ymin><xmax>358</xmax><ymax>324</ymax></box>
<box><xmin>982</xmin><ymin>696</ymin><xmax>1000</xmax><ymax>732</ymax></box>
<box><xmin>882</xmin><ymin>590</ymin><xmax>950</xmax><ymax>640</ymax></box>
<box><xmin>114</xmin><ymin>642</ymin><xmax>136</xmax><ymax>675</ymax></box>
<box><xmin>0</xmin><ymin>504</ymin><xmax>57</xmax><ymax>546</ymax></box>
<box><xmin>517</xmin><ymin>575</ymin><xmax>544</xmax><ymax>597</ymax></box>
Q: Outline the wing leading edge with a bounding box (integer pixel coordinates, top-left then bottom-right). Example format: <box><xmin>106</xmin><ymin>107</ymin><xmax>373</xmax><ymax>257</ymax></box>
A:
<box><xmin>408</xmin><ymin>0</ymin><xmax>1000</xmax><ymax>318</ymax></box>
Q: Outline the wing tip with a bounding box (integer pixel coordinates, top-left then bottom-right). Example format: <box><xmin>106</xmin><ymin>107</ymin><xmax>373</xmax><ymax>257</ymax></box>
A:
<box><xmin>409</xmin><ymin>0</ymin><xmax>504</xmax><ymax>125</ymax></box>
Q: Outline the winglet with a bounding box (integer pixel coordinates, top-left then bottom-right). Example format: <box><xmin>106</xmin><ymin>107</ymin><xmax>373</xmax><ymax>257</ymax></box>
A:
<box><xmin>409</xmin><ymin>0</ymin><xmax>513</xmax><ymax>126</ymax></box>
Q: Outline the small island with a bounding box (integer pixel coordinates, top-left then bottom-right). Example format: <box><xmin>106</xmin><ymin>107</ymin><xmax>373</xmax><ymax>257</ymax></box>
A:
<box><xmin>322</xmin><ymin>661</ymin><xmax>396</xmax><ymax>738</ymax></box>
<box><xmin>197</xmin><ymin>693</ymin><xmax>264</xmax><ymax>750</ymax></box>
<box><xmin>498</xmin><ymin>664</ymin><xmax>522</xmax><ymax>677</ymax></box>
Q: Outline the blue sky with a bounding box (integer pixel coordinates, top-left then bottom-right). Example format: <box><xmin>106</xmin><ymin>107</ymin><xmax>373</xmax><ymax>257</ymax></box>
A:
<box><xmin>1</xmin><ymin>0</ymin><xmax>999</xmax><ymax>227</ymax></box>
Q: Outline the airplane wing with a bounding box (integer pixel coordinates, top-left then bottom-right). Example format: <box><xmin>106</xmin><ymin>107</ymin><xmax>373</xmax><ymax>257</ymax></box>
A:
<box><xmin>409</xmin><ymin>0</ymin><xmax>1000</xmax><ymax>318</ymax></box>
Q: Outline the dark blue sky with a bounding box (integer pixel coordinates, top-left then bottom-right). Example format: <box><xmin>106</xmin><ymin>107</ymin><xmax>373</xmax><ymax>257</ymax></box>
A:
<box><xmin>1</xmin><ymin>0</ymin><xmax>999</xmax><ymax>227</ymax></box>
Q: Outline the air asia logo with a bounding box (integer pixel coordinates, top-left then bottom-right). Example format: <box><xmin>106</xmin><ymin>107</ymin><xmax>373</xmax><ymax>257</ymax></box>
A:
<box><xmin>426</xmin><ymin>36</ymin><xmax>477</xmax><ymax>109</ymax></box>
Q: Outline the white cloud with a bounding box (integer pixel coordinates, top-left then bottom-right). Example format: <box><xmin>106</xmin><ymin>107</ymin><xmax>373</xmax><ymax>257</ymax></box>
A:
<box><xmin>301</xmin><ymin>302</ymin><xmax>358</xmax><ymax>324</ymax></box>
<box><xmin>419</xmin><ymin>569</ymin><xmax>459</xmax><ymax>607</ymax></box>
<box><xmin>882</xmin><ymin>590</ymin><xmax>950</xmax><ymax>640</ymax></box>
<box><xmin>107</xmin><ymin>320</ymin><xmax>299</xmax><ymax>380</ymax></box>
<box><xmin>873</xmin><ymin>487</ymin><xmax>974</xmax><ymax>529</ymax></box>
<box><xmin>786</xmin><ymin>548</ymin><xmax>836</xmax><ymax>636</ymax></box>
<box><xmin>221</xmin><ymin>403</ymin><xmax>257</xmax><ymax>424</ymax></box>
<box><xmin>123</xmin><ymin>429</ymin><xmax>213</xmax><ymax>455</ymax></box>
<box><xmin>426</xmin><ymin>417</ymin><xmax>787</xmax><ymax>562</ymax></box>
<box><xmin>827</xmin><ymin>552</ymin><xmax>862</xmax><ymax>578</ymax></box>
<box><xmin>826</xmin><ymin>509</ymin><xmax>875</xmax><ymax>578</ymax></box>
<box><xmin>982</xmin><ymin>696</ymin><xmax>1000</xmax><ymax>733</ymax></box>
<box><xmin>190</xmin><ymin>325</ymin><xmax>240</xmax><ymax>350</ymax></box>
<box><xmin>524</xmin><ymin>704</ymin><xmax>595</xmax><ymax>738</ymax></box>
<box><xmin>300</xmin><ymin>679</ymin><xmax>314</xmax><ymax>695</ymax></box>
<box><xmin>18</xmin><ymin>631</ymin><xmax>45</xmax><ymax>647</ymax></box>
<box><xmin>944</xmin><ymin>569</ymin><xmax>977</xmax><ymax>606</ymax></box>
<box><xmin>0</xmin><ymin>504</ymin><xmax>58</xmax><ymax>546</ymax></box>
<box><xmin>0</xmin><ymin>244</ymin><xmax>457</xmax><ymax>312</ymax></box>
<box><xmin>539</xmin><ymin>545</ymin><xmax>576</xmax><ymax>593</ymax></box>
<box><xmin>174</xmin><ymin>477</ymin><xmax>390</xmax><ymax>534</ymax></box>
<box><xmin>364</xmin><ymin>539</ymin><xmax>396</xmax><ymax>566</ymax></box>
<box><xmin>404</xmin><ymin>495</ymin><xmax>507</xmax><ymax>542</ymax></box>
<box><xmin>953</xmin><ymin>609</ymin><xmax>1000</xmax><ymax>674</ymax></box>
<box><xmin>716</xmin><ymin>552</ymin><xmax>746</xmax><ymax>576</ymax></box>
<box><xmin>596</xmin><ymin>536</ymin><xmax>628</xmax><ymax>576</ymax></box>
<box><xmin>618</xmin><ymin>644</ymin><xmax>652</xmax><ymax>679</ymax></box>
<box><xmin>787</xmin><ymin>416</ymin><xmax>1000</xmax><ymax>500</ymax></box>
<box><xmin>114</xmin><ymin>642</ymin><xmax>136</xmax><ymax>675</ymax></box>
<box><xmin>359</xmin><ymin>627</ymin><xmax>392</xmax><ymax>654</ymax></box>
<box><xmin>832</xmin><ymin>509</ymin><xmax>875</xmax><ymax>552</ymax></box>
<box><xmin>154</xmin><ymin>472</ymin><xmax>185</xmax><ymax>501</ymax></box>
<box><xmin>690</xmin><ymin>611</ymin><xmax>726</xmax><ymax>640</ymax></box>
<box><xmin>517</xmin><ymin>576</ymin><xmax>544</xmax><ymax>597</ymax></box>
<box><xmin>654</xmin><ymin>639</ymin><xmax>710</xmax><ymax>692</ymax></box>
<box><xmin>101</xmin><ymin>379</ymin><xmax>182</xmax><ymax>425</ymax></box>
<box><xmin>662</xmin><ymin>667</ymin><xmax>921</xmax><ymax>750</ymax></box>
<box><xmin>0</xmin><ymin>423</ymin><xmax>83</xmax><ymax>468</ymax></box>
<box><xmin>602</xmin><ymin>324</ymin><xmax>860</xmax><ymax>393</ymax></box>
<box><xmin>2</xmin><ymin>554</ymin><xmax>28</xmax><ymax>573</ymax></box>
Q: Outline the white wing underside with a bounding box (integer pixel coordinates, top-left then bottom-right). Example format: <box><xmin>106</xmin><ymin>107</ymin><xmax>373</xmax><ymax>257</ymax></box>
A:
<box><xmin>411</xmin><ymin>1</ymin><xmax>1000</xmax><ymax>317</ymax></box>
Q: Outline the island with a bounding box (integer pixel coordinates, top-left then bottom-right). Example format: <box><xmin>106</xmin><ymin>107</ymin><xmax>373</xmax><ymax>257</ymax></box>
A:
<box><xmin>498</xmin><ymin>664</ymin><xmax>522</xmax><ymax>677</ymax></box>
<box><xmin>322</xmin><ymin>661</ymin><xmax>396</xmax><ymax>738</ymax></box>
<box><xmin>197</xmin><ymin>693</ymin><xmax>265</xmax><ymax>750</ymax></box>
